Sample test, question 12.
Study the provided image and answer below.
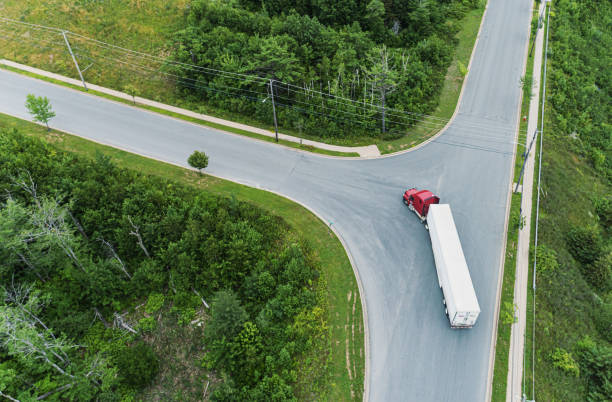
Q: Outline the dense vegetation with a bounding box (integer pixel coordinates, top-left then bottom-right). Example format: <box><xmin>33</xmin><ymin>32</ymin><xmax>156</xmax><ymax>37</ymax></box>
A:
<box><xmin>526</xmin><ymin>0</ymin><xmax>611</xmax><ymax>400</ymax></box>
<box><xmin>0</xmin><ymin>0</ymin><xmax>484</xmax><ymax>149</ymax></box>
<box><xmin>0</xmin><ymin>129</ymin><xmax>330</xmax><ymax>400</ymax></box>
<box><xmin>170</xmin><ymin>0</ymin><xmax>481</xmax><ymax>140</ymax></box>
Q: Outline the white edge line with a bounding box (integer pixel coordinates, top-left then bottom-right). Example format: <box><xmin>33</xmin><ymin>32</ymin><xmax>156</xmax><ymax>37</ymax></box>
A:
<box><xmin>485</xmin><ymin>0</ymin><xmax>535</xmax><ymax>401</ymax></box>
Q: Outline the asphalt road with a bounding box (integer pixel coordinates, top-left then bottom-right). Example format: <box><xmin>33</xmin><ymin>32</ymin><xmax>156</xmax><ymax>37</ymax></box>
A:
<box><xmin>0</xmin><ymin>0</ymin><xmax>532</xmax><ymax>400</ymax></box>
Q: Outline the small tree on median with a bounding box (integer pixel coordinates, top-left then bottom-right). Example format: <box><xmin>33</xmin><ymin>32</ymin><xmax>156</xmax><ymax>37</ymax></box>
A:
<box><xmin>188</xmin><ymin>150</ymin><xmax>209</xmax><ymax>175</ymax></box>
<box><xmin>25</xmin><ymin>94</ymin><xmax>55</xmax><ymax>131</ymax></box>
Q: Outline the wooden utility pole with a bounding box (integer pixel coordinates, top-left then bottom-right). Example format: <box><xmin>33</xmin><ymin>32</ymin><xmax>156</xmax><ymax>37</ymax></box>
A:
<box><xmin>269</xmin><ymin>79</ymin><xmax>279</xmax><ymax>142</ymax></box>
<box><xmin>61</xmin><ymin>31</ymin><xmax>87</xmax><ymax>91</ymax></box>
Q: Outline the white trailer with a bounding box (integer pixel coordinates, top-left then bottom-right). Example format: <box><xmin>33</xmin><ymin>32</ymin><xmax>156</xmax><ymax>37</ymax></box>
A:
<box><xmin>427</xmin><ymin>204</ymin><xmax>480</xmax><ymax>328</ymax></box>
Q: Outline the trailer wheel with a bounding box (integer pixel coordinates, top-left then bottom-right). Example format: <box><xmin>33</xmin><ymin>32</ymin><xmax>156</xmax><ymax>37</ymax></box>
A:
<box><xmin>445</xmin><ymin>308</ymin><xmax>448</xmax><ymax>317</ymax></box>
<box><xmin>442</xmin><ymin>298</ymin><xmax>446</xmax><ymax>306</ymax></box>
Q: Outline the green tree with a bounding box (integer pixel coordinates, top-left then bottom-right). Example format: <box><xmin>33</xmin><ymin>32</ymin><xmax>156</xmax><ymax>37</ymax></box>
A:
<box><xmin>123</xmin><ymin>84</ymin><xmax>140</xmax><ymax>104</ymax></box>
<box><xmin>228</xmin><ymin>321</ymin><xmax>264</xmax><ymax>385</ymax></box>
<box><xmin>187</xmin><ymin>150</ymin><xmax>209</xmax><ymax>174</ymax></box>
<box><xmin>205</xmin><ymin>290</ymin><xmax>248</xmax><ymax>367</ymax></box>
<box><xmin>25</xmin><ymin>94</ymin><xmax>56</xmax><ymax>131</ymax></box>
<box><xmin>365</xmin><ymin>0</ymin><xmax>386</xmax><ymax>42</ymax></box>
<box><xmin>114</xmin><ymin>342</ymin><xmax>159</xmax><ymax>389</ymax></box>
<box><xmin>576</xmin><ymin>337</ymin><xmax>612</xmax><ymax>401</ymax></box>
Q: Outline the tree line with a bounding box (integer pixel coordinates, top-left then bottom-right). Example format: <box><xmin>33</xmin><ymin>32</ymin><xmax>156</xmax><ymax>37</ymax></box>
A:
<box><xmin>169</xmin><ymin>0</ymin><xmax>480</xmax><ymax>140</ymax></box>
<box><xmin>0</xmin><ymin>128</ymin><xmax>327</xmax><ymax>400</ymax></box>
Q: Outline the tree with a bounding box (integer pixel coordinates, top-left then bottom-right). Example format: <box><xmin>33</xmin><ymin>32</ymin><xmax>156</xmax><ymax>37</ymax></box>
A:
<box><xmin>0</xmin><ymin>285</ymin><xmax>115</xmax><ymax>399</ymax></box>
<box><xmin>363</xmin><ymin>46</ymin><xmax>399</xmax><ymax>135</ymax></box>
<box><xmin>365</xmin><ymin>0</ymin><xmax>386</xmax><ymax>42</ymax></box>
<box><xmin>114</xmin><ymin>342</ymin><xmax>159</xmax><ymax>389</ymax></box>
<box><xmin>187</xmin><ymin>150</ymin><xmax>209</xmax><ymax>174</ymax></box>
<box><xmin>25</xmin><ymin>94</ymin><xmax>56</xmax><ymax>131</ymax></box>
<box><xmin>123</xmin><ymin>85</ymin><xmax>140</xmax><ymax>105</ymax></box>
<box><xmin>205</xmin><ymin>290</ymin><xmax>248</xmax><ymax>368</ymax></box>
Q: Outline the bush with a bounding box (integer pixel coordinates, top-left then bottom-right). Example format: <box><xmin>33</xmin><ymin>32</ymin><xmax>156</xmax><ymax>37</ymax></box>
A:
<box><xmin>593</xmin><ymin>301</ymin><xmax>612</xmax><ymax>343</ymax></box>
<box><xmin>594</xmin><ymin>196</ymin><xmax>612</xmax><ymax>229</ymax></box>
<box><xmin>139</xmin><ymin>316</ymin><xmax>157</xmax><ymax>333</ymax></box>
<box><xmin>145</xmin><ymin>293</ymin><xmax>165</xmax><ymax>314</ymax></box>
<box><xmin>535</xmin><ymin>244</ymin><xmax>559</xmax><ymax>276</ymax></box>
<box><xmin>115</xmin><ymin>342</ymin><xmax>159</xmax><ymax>389</ymax></box>
<box><xmin>589</xmin><ymin>253</ymin><xmax>612</xmax><ymax>291</ymax></box>
<box><xmin>565</xmin><ymin>225</ymin><xmax>603</xmax><ymax>265</ymax></box>
<box><xmin>551</xmin><ymin>347</ymin><xmax>580</xmax><ymax>377</ymax></box>
<box><xmin>575</xmin><ymin>337</ymin><xmax>612</xmax><ymax>401</ymax></box>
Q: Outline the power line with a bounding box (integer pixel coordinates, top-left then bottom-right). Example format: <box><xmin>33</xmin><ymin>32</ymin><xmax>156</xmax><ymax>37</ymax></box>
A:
<box><xmin>530</xmin><ymin>3</ymin><xmax>551</xmax><ymax>400</ymax></box>
<box><xmin>1</xmin><ymin>16</ymin><xmax>528</xmax><ymax>146</ymax></box>
<box><xmin>0</xmin><ymin>16</ymin><xmax>465</xmax><ymax>125</ymax></box>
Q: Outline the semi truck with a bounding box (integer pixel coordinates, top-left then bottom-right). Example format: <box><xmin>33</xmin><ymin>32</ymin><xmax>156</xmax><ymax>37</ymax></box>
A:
<box><xmin>403</xmin><ymin>189</ymin><xmax>480</xmax><ymax>328</ymax></box>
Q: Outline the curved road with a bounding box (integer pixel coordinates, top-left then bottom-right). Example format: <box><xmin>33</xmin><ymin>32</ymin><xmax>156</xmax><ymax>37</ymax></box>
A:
<box><xmin>0</xmin><ymin>0</ymin><xmax>532</xmax><ymax>400</ymax></box>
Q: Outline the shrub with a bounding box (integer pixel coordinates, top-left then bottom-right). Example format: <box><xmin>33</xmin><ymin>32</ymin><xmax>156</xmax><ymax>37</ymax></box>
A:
<box><xmin>575</xmin><ymin>337</ymin><xmax>612</xmax><ymax>401</ymax></box>
<box><xmin>145</xmin><ymin>293</ymin><xmax>165</xmax><ymax>314</ymax></box>
<box><xmin>115</xmin><ymin>342</ymin><xmax>159</xmax><ymax>389</ymax></box>
<box><xmin>139</xmin><ymin>316</ymin><xmax>157</xmax><ymax>333</ymax></box>
<box><xmin>551</xmin><ymin>347</ymin><xmax>580</xmax><ymax>377</ymax></box>
<box><xmin>593</xmin><ymin>301</ymin><xmax>612</xmax><ymax>343</ymax></box>
<box><xmin>565</xmin><ymin>225</ymin><xmax>603</xmax><ymax>265</ymax></box>
<box><xmin>594</xmin><ymin>196</ymin><xmax>612</xmax><ymax>229</ymax></box>
<box><xmin>535</xmin><ymin>244</ymin><xmax>559</xmax><ymax>276</ymax></box>
<box><xmin>589</xmin><ymin>253</ymin><xmax>612</xmax><ymax>291</ymax></box>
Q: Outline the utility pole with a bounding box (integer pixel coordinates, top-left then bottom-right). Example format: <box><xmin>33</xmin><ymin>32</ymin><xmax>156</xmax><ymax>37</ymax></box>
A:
<box><xmin>269</xmin><ymin>79</ymin><xmax>279</xmax><ymax>142</ymax></box>
<box><xmin>61</xmin><ymin>31</ymin><xmax>87</xmax><ymax>91</ymax></box>
<box><xmin>515</xmin><ymin>129</ymin><xmax>538</xmax><ymax>193</ymax></box>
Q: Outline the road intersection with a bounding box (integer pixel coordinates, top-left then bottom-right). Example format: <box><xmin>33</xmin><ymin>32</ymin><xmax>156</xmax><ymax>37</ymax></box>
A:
<box><xmin>0</xmin><ymin>0</ymin><xmax>533</xmax><ymax>400</ymax></box>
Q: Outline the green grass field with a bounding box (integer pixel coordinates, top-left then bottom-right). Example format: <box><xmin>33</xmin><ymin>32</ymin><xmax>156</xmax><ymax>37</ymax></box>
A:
<box><xmin>0</xmin><ymin>112</ymin><xmax>364</xmax><ymax>400</ymax></box>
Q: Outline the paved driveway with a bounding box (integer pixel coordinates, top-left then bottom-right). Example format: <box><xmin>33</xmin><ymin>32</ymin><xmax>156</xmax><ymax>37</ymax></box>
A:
<box><xmin>0</xmin><ymin>0</ymin><xmax>533</xmax><ymax>400</ymax></box>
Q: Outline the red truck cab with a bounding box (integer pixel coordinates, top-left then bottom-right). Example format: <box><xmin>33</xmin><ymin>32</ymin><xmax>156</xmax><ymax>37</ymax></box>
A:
<box><xmin>403</xmin><ymin>188</ymin><xmax>440</xmax><ymax>221</ymax></box>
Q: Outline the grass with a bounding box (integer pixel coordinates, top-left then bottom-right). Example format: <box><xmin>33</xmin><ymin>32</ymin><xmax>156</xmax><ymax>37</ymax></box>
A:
<box><xmin>490</xmin><ymin>193</ymin><xmax>521</xmax><ymax>401</ymax></box>
<box><xmin>521</xmin><ymin>3</ymin><xmax>611</xmax><ymax>394</ymax></box>
<box><xmin>523</xmin><ymin>130</ymin><xmax>609</xmax><ymax>401</ymax></box>
<box><xmin>0</xmin><ymin>64</ymin><xmax>359</xmax><ymax>158</ymax></box>
<box><xmin>377</xmin><ymin>4</ymin><xmax>487</xmax><ymax>154</ymax></box>
<box><xmin>490</xmin><ymin>3</ymin><xmax>540</xmax><ymax>401</ymax></box>
<box><xmin>0</xmin><ymin>0</ymin><xmax>485</xmax><ymax>154</ymax></box>
<box><xmin>0</xmin><ymin>112</ymin><xmax>364</xmax><ymax>400</ymax></box>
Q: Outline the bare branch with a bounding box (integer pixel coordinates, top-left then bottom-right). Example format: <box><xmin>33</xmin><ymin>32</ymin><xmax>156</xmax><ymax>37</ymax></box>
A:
<box><xmin>68</xmin><ymin>211</ymin><xmax>88</xmax><ymax>240</ymax></box>
<box><xmin>127</xmin><ymin>216</ymin><xmax>150</xmax><ymax>258</ymax></box>
<box><xmin>0</xmin><ymin>390</ymin><xmax>21</xmax><ymax>402</ymax></box>
<box><xmin>97</xmin><ymin>238</ymin><xmax>131</xmax><ymax>279</ymax></box>
<box><xmin>36</xmin><ymin>383</ymin><xmax>73</xmax><ymax>400</ymax></box>
<box><xmin>92</xmin><ymin>308</ymin><xmax>110</xmax><ymax>328</ymax></box>
<box><xmin>113</xmin><ymin>312</ymin><xmax>137</xmax><ymax>334</ymax></box>
<box><xmin>12</xmin><ymin>170</ymin><xmax>40</xmax><ymax>209</ymax></box>
<box><xmin>192</xmin><ymin>288</ymin><xmax>209</xmax><ymax>309</ymax></box>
